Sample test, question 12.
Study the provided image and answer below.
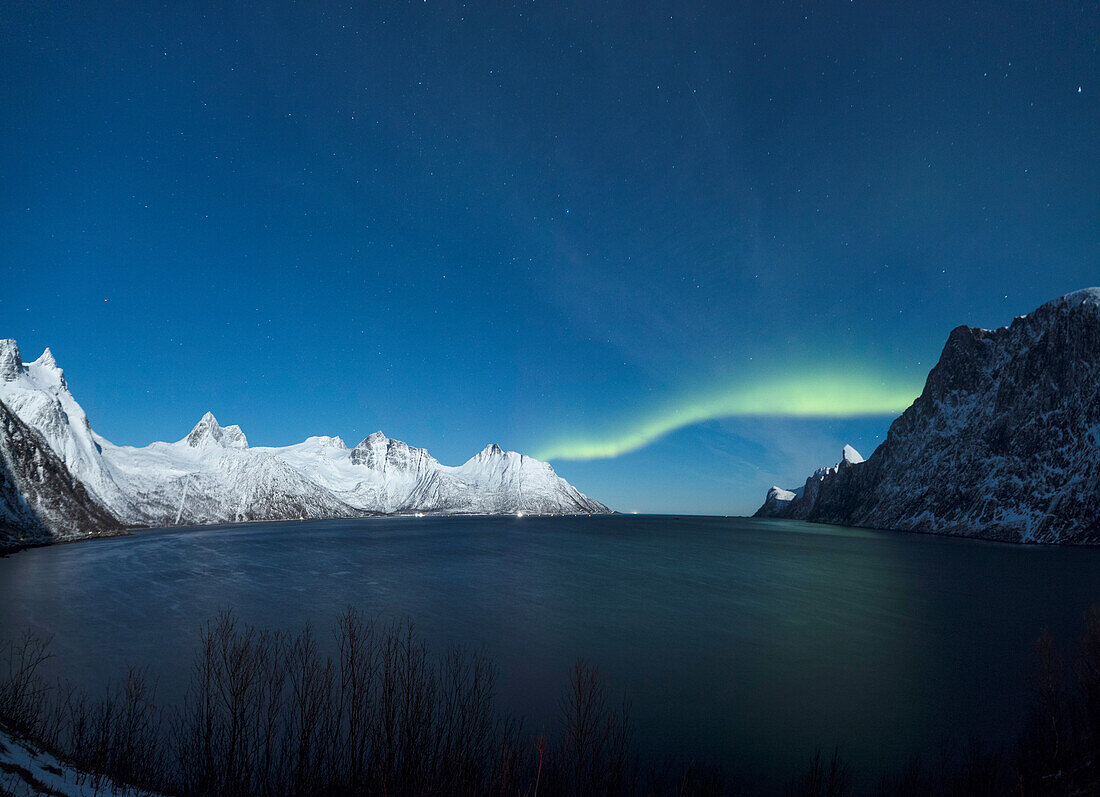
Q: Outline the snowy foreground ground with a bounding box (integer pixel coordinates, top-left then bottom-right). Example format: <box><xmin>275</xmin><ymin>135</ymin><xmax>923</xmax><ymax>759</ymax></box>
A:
<box><xmin>0</xmin><ymin>725</ymin><xmax>157</xmax><ymax>797</ymax></box>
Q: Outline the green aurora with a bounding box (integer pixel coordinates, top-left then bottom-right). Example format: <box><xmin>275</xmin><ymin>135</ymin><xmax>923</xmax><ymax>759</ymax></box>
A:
<box><xmin>534</xmin><ymin>371</ymin><xmax>924</xmax><ymax>461</ymax></box>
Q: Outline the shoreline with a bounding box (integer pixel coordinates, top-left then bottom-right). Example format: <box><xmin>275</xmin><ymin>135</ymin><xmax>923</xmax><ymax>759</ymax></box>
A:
<box><xmin>0</xmin><ymin>510</ymin><xmax>620</xmax><ymax>557</ymax></box>
<box><xmin>7</xmin><ymin>511</ymin><xmax>1091</xmax><ymax>559</ymax></box>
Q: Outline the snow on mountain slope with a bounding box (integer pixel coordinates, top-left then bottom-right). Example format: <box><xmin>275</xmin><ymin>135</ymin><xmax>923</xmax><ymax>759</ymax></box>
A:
<box><xmin>757</xmin><ymin>485</ymin><xmax>797</xmax><ymax>516</ymax></box>
<box><xmin>101</xmin><ymin>418</ymin><xmax>608</xmax><ymax>524</ymax></box>
<box><xmin>0</xmin><ymin>340</ymin><xmax>611</xmax><ymax>528</ymax></box>
<box><xmin>98</xmin><ymin>420</ymin><xmax>368</xmax><ymax>526</ymax></box>
<box><xmin>755</xmin><ymin>288</ymin><xmax>1100</xmax><ymax>543</ymax></box>
<box><xmin>841</xmin><ymin>444</ymin><xmax>864</xmax><ymax>465</ymax></box>
<box><xmin>0</xmin><ymin>398</ymin><xmax>121</xmax><ymax>548</ymax></box>
<box><xmin>340</xmin><ymin>431</ymin><xmax>441</xmax><ymax>512</ymax></box>
<box><xmin>260</xmin><ymin>432</ymin><xmax>607</xmax><ymax>516</ymax></box>
<box><xmin>398</xmin><ymin>444</ymin><xmax>609</xmax><ymax>515</ymax></box>
<box><xmin>0</xmin><ymin>340</ymin><xmax>134</xmax><ymax>520</ymax></box>
<box><xmin>184</xmin><ymin>411</ymin><xmax>248</xmax><ymax>449</ymax></box>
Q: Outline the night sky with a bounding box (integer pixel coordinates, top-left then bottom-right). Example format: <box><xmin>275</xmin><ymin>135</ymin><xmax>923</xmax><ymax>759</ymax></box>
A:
<box><xmin>3</xmin><ymin>2</ymin><xmax>1097</xmax><ymax>514</ymax></box>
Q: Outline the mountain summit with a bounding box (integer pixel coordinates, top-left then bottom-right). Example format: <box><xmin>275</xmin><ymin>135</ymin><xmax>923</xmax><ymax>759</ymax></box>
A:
<box><xmin>756</xmin><ymin>289</ymin><xmax>1100</xmax><ymax>543</ymax></box>
<box><xmin>0</xmin><ymin>339</ymin><xmax>22</xmax><ymax>382</ymax></box>
<box><xmin>184</xmin><ymin>412</ymin><xmax>249</xmax><ymax>449</ymax></box>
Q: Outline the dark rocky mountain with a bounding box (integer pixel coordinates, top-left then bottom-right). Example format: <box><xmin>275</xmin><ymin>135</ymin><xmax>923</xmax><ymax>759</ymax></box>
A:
<box><xmin>0</xmin><ymin>398</ymin><xmax>122</xmax><ymax>550</ymax></box>
<box><xmin>756</xmin><ymin>288</ymin><xmax>1100</xmax><ymax>543</ymax></box>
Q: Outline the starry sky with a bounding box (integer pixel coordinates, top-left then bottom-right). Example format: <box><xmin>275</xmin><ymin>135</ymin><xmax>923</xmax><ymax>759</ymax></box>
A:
<box><xmin>3</xmin><ymin>2</ymin><xmax>1097</xmax><ymax>514</ymax></box>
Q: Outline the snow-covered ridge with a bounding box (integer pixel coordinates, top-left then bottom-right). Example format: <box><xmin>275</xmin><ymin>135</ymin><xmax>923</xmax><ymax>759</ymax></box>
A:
<box><xmin>768</xmin><ymin>486</ymin><xmax>796</xmax><ymax>502</ymax></box>
<box><xmin>0</xmin><ymin>339</ymin><xmax>610</xmax><ymax>532</ymax></box>
<box><xmin>1052</xmin><ymin>287</ymin><xmax>1100</xmax><ymax>309</ymax></box>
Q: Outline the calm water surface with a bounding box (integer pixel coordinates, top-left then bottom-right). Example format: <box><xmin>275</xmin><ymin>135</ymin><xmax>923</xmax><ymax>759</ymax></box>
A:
<box><xmin>3</xmin><ymin>515</ymin><xmax>1100</xmax><ymax>791</ymax></box>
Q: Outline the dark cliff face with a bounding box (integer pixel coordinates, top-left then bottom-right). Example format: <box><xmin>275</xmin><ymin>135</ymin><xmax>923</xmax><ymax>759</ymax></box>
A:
<box><xmin>0</xmin><ymin>399</ymin><xmax>122</xmax><ymax>549</ymax></box>
<box><xmin>755</xmin><ymin>290</ymin><xmax>1100</xmax><ymax>543</ymax></box>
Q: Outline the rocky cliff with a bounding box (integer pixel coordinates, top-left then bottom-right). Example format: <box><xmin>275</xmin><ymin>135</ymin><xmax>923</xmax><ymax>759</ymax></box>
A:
<box><xmin>756</xmin><ymin>289</ymin><xmax>1100</xmax><ymax>543</ymax></box>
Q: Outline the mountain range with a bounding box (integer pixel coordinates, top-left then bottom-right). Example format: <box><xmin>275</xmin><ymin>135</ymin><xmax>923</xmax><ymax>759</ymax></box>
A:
<box><xmin>0</xmin><ymin>339</ymin><xmax>609</xmax><ymax>548</ymax></box>
<box><xmin>5</xmin><ymin>287</ymin><xmax>1097</xmax><ymax>549</ymax></box>
<box><xmin>757</xmin><ymin>288</ymin><xmax>1100</xmax><ymax>543</ymax></box>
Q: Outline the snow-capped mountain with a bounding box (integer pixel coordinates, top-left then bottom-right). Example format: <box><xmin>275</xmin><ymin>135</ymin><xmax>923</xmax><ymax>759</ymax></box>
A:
<box><xmin>96</xmin><ymin>420</ymin><xmax>368</xmax><ymax>527</ymax></box>
<box><xmin>396</xmin><ymin>443</ymin><xmax>605</xmax><ymax>515</ymax></box>
<box><xmin>0</xmin><ymin>398</ymin><xmax>121</xmax><ymax>548</ymax></box>
<box><xmin>0</xmin><ymin>339</ymin><xmax>135</xmax><ymax>518</ymax></box>
<box><xmin>755</xmin><ymin>288</ymin><xmax>1100</xmax><ymax>543</ymax></box>
<box><xmin>0</xmin><ymin>339</ymin><xmax>609</xmax><ymax>534</ymax></box>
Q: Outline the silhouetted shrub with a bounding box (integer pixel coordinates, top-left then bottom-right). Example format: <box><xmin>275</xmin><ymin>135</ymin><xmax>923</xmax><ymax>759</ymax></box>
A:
<box><xmin>546</xmin><ymin>659</ymin><xmax>635</xmax><ymax>796</ymax></box>
<box><xmin>0</xmin><ymin>631</ymin><xmax>52</xmax><ymax>737</ymax></box>
<box><xmin>786</xmin><ymin>747</ymin><xmax>850</xmax><ymax>797</ymax></box>
<box><xmin>9</xmin><ymin>604</ymin><xmax>1100</xmax><ymax>795</ymax></box>
<box><xmin>171</xmin><ymin>609</ymin><xmax>522</xmax><ymax>796</ymax></box>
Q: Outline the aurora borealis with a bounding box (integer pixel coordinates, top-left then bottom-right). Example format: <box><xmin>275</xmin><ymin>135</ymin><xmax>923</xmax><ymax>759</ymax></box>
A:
<box><xmin>4</xmin><ymin>2</ymin><xmax>1097</xmax><ymax>513</ymax></box>
<box><xmin>535</xmin><ymin>371</ymin><xmax>924</xmax><ymax>461</ymax></box>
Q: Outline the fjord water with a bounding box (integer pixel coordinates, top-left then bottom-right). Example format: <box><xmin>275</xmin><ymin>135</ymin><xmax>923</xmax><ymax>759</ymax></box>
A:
<box><xmin>3</xmin><ymin>515</ymin><xmax>1100</xmax><ymax>790</ymax></box>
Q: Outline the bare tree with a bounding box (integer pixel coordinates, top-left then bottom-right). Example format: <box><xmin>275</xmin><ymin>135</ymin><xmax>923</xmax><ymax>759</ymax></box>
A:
<box><xmin>551</xmin><ymin>659</ymin><xmax>635</xmax><ymax>796</ymax></box>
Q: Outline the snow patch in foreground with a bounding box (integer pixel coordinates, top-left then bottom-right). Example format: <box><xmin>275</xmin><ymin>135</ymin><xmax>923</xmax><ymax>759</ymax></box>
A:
<box><xmin>0</xmin><ymin>724</ymin><xmax>161</xmax><ymax>796</ymax></box>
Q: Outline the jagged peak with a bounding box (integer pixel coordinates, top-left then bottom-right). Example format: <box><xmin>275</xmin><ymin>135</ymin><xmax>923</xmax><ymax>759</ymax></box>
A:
<box><xmin>34</xmin><ymin>348</ymin><xmax>58</xmax><ymax>369</ymax></box>
<box><xmin>471</xmin><ymin>443</ymin><xmax>533</xmax><ymax>467</ymax></box>
<box><xmin>30</xmin><ymin>347</ymin><xmax>67</xmax><ymax>389</ymax></box>
<box><xmin>479</xmin><ymin>443</ymin><xmax>505</xmax><ymax>458</ymax></box>
<box><xmin>349</xmin><ymin>430</ymin><xmax>435</xmax><ymax>471</ymax></box>
<box><xmin>221</xmin><ymin>425</ymin><xmax>246</xmax><ymax>442</ymax></box>
<box><xmin>185</xmin><ymin>411</ymin><xmax>221</xmax><ymax>441</ymax></box>
<box><xmin>841</xmin><ymin>444</ymin><xmax>865</xmax><ymax>465</ymax></box>
<box><xmin>355</xmin><ymin>430</ymin><xmax>387</xmax><ymax>449</ymax></box>
<box><xmin>0</xmin><ymin>339</ymin><xmax>23</xmax><ymax>381</ymax></box>
<box><xmin>184</xmin><ymin>412</ymin><xmax>248</xmax><ymax>449</ymax></box>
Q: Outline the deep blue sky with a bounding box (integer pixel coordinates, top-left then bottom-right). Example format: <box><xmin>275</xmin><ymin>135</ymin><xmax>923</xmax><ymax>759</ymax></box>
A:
<box><xmin>3</xmin><ymin>2</ymin><xmax>1097</xmax><ymax>514</ymax></box>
